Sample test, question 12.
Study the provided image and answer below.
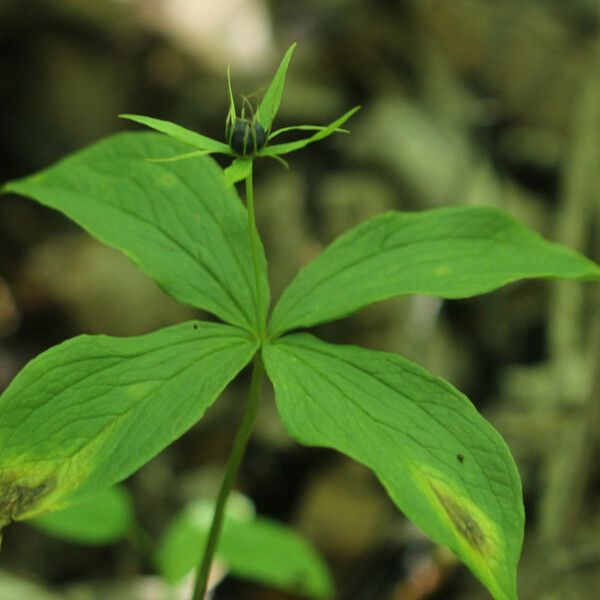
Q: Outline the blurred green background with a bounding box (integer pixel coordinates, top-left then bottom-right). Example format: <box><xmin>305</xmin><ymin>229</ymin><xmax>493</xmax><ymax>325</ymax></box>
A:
<box><xmin>1</xmin><ymin>0</ymin><xmax>600</xmax><ymax>598</ymax></box>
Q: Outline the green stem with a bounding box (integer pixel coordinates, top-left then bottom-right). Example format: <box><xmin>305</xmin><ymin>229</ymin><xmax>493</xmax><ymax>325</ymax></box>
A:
<box><xmin>191</xmin><ymin>353</ymin><xmax>265</xmax><ymax>600</ymax></box>
<box><xmin>245</xmin><ymin>163</ymin><xmax>267</xmax><ymax>341</ymax></box>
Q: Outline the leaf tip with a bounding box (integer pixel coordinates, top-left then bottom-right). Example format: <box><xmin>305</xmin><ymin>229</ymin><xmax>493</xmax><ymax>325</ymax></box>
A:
<box><xmin>0</xmin><ymin>472</ymin><xmax>57</xmax><ymax>528</ymax></box>
<box><xmin>431</xmin><ymin>484</ymin><xmax>489</xmax><ymax>556</ymax></box>
<box><xmin>118</xmin><ymin>114</ymin><xmax>144</xmax><ymax>127</ymax></box>
<box><xmin>349</xmin><ymin>105</ymin><xmax>362</xmax><ymax>118</ymax></box>
<box><xmin>425</xmin><ymin>477</ymin><xmax>519</xmax><ymax>600</ymax></box>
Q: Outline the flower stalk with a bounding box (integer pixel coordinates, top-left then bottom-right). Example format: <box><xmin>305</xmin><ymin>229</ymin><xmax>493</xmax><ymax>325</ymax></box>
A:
<box><xmin>122</xmin><ymin>44</ymin><xmax>359</xmax><ymax>599</ymax></box>
<box><xmin>192</xmin><ymin>352</ymin><xmax>265</xmax><ymax>600</ymax></box>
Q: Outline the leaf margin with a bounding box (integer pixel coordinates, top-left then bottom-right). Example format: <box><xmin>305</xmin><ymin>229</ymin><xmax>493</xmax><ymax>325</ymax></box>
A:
<box><xmin>0</xmin><ymin>321</ymin><xmax>258</xmax><ymax>526</ymax></box>
<box><xmin>269</xmin><ymin>205</ymin><xmax>600</xmax><ymax>337</ymax></box>
<box><xmin>263</xmin><ymin>332</ymin><xmax>524</xmax><ymax>600</ymax></box>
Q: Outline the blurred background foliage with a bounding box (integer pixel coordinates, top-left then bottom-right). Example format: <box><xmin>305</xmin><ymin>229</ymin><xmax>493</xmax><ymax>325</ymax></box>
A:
<box><xmin>1</xmin><ymin>0</ymin><xmax>600</xmax><ymax>598</ymax></box>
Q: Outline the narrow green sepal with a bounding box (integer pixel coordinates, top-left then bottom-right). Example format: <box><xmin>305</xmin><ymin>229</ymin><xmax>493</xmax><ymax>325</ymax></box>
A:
<box><xmin>267</xmin><ymin>154</ymin><xmax>290</xmax><ymax>169</ymax></box>
<box><xmin>227</xmin><ymin>66</ymin><xmax>237</xmax><ymax>124</ymax></box>
<box><xmin>260</xmin><ymin>106</ymin><xmax>361</xmax><ymax>157</ymax></box>
<box><xmin>268</xmin><ymin>124</ymin><xmax>350</xmax><ymax>141</ymax></box>
<box><xmin>120</xmin><ymin>114</ymin><xmax>231</xmax><ymax>154</ymax></box>
<box><xmin>256</xmin><ymin>43</ymin><xmax>297</xmax><ymax>131</ymax></box>
<box><xmin>147</xmin><ymin>149</ymin><xmax>215</xmax><ymax>163</ymax></box>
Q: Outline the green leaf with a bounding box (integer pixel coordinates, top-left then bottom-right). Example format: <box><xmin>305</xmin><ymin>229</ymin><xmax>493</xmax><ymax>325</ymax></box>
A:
<box><xmin>120</xmin><ymin>114</ymin><xmax>231</xmax><ymax>154</ymax></box>
<box><xmin>30</xmin><ymin>486</ymin><xmax>133</xmax><ymax>545</ymax></box>
<box><xmin>157</xmin><ymin>498</ymin><xmax>333</xmax><ymax>598</ymax></box>
<box><xmin>263</xmin><ymin>334</ymin><xmax>523</xmax><ymax>600</ymax></box>
<box><xmin>2</xmin><ymin>132</ymin><xmax>269</xmax><ymax>334</ymax></box>
<box><xmin>256</xmin><ymin>43</ymin><xmax>296</xmax><ymax>131</ymax></box>
<box><xmin>224</xmin><ymin>157</ymin><xmax>253</xmax><ymax>187</ymax></box>
<box><xmin>0</xmin><ymin>321</ymin><xmax>257</xmax><ymax>526</ymax></box>
<box><xmin>259</xmin><ymin>106</ymin><xmax>360</xmax><ymax>158</ymax></box>
<box><xmin>270</xmin><ymin>205</ymin><xmax>600</xmax><ymax>336</ymax></box>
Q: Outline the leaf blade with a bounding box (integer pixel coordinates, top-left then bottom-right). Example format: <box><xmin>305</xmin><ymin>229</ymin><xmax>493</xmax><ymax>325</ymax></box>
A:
<box><xmin>30</xmin><ymin>486</ymin><xmax>134</xmax><ymax>545</ymax></box>
<box><xmin>264</xmin><ymin>334</ymin><xmax>523</xmax><ymax>600</ymax></box>
<box><xmin>0</xmin><ymin>321</ymin><xmax>257</xmax><ymax>525</ymax></box>
<box><xmin>158</xmin><ymin>498</ymin><xmax>333</xmax><ymax>598</ymax></box>
<box><xmin>270</xmin><ymin>205</ymin><xmax>600</xmax><ymax>335</ymax></box>
<box><xmin>2</xmin><ymin>132</ymin><xmax>269</xmax><ymax>333</ymax></box>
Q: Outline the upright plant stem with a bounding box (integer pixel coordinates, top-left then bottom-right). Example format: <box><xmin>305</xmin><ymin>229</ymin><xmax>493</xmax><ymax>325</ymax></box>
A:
<box><xmin>192</xmin><ymin>353</ymin><xmax>265</xmax><ymax>600</ymax></box>
<box><xmin>245</xmin><ymin>163</ymin><xmax>267</xmax><ymax>341</ymax></box>
<box><xmin>191</xmin><ymin>162</ymin><xmax>267</xmax><ymax>600</ymax></box>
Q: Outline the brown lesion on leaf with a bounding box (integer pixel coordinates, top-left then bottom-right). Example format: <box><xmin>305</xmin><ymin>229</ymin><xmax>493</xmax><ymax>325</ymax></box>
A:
<box><xmin>0</xmin><ymin>472</ymin><xmax>56</xmax><ymax>527</ymax></box>
<box><xmin>431</xmin><ymin>484</ymin><xmax>487</xmax><ymax>555</ymax></box>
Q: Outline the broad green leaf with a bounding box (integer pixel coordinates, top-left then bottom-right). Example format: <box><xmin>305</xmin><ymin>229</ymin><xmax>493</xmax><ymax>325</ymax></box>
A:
<box><xmin>224</xmin><ymin>157</ymin><xmax>253</xmax><ymax>187</ymax></box>
<box><xmin>0</xmin><ymin>321</ymin><xmax>257</xmax><ymax>526</ymax></box>
<box><xmin>270</xmin><ymin>205</ymin><xmax>600</xmax><ymax>336</ymax></box>
<box><xmin>30</xmin><ymin>486</ymin><xmax>133</xmax><ymax>545</ymax></box>
<box><xmin>259</xmin><ymin>106</ymin><xmax>360</xmax><ymax>158</ymax></box>
<box><xmin>263</xmin><ymin>334</ymin><xmax>524</xmax><ymax>600</ymax></box>
<box><xmin>2</xmin><ymin>132</ymin><xmax>269</xmax><ymax>334</ymax></box>
<box><xmin>157</xmin><ymin>498</ymin><xmax>333</xmax><ymax>598</ymax></box>
<box><xmin>256</xmin><ymin>43</ymin><xmax>296</xmax><ymax>131</ymax></box>
<box><xmin>120</xmin><ymin>114</ymin><xmax>231</xmax><ymax>154</ymax></box>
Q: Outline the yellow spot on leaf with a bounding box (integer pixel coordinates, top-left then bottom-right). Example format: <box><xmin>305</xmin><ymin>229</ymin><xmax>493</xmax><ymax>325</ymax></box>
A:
<box><xmin>431</xmin><ymin>485</ymin><xmax>487</xmax><ymax>553</ymax></box>
<box><xmin>0</xmin><ymin>472</ymin><xmax>56</xmax><ymax>527</ymax></box>
<box><xmin>407</xmin><ymin>463</ymin><xmax>501</xmax><ymax>563</ymax></box>
<box><xmin>158</xmin><ymin>172</ymin><xmax>177</xmax><ymax>187</ymax></box>
<box><xmin>434</xmin><ymin>265</ymin><xmax>451</xmax><ymax>276</ymax></box>
<box><xmin>126</xmin><ymin>381</ymin><xmax>158</xmax><ymax>401</ymax></box>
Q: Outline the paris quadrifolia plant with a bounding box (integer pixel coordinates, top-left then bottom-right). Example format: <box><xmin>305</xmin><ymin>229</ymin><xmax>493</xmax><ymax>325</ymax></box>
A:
<box><xmin>1</xmin><ymin>44</ymin><xmax>599</xmax><ymax>600</ymax></box>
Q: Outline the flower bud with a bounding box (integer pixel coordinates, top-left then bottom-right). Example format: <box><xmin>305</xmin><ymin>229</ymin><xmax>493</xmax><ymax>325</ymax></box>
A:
<box><xmin>227</xmin><ymin>118</ymin><xmax>266</xmax><ymax>156</ymax></box>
